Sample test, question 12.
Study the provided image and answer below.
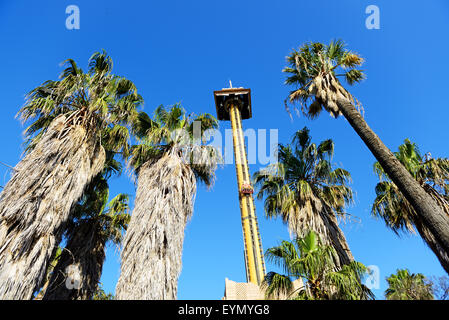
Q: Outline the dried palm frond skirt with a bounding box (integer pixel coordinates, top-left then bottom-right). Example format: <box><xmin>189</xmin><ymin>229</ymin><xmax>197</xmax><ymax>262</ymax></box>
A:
<box><xmin>116</xmin><ymin>153</ymin><xmax>196</xmax><ymax>300</ymax></box>
<box><xmin>0</xmin><ymin>115</ymin><xmax>105</xmax><ymax>299</ymax></box>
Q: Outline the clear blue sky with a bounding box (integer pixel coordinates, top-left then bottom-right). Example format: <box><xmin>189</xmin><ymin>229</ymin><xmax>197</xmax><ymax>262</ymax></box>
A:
<box><xmin>1</xmin><ymin>0</ymin><xmax>448</xmax><ymax>299</ymax></box>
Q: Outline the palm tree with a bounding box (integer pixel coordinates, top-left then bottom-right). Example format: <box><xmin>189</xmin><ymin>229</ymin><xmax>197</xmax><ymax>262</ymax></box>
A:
<box><xmin>43</xmin><ymin>193</ymin><xmax>129</xmax><ymax>300</ymax></box>
<box><xmin>283</xmin><ymin>40</ymin><xmax>449</xmax><ymax>258</ymax></box>
<box><xmin>372</xmin><ymin>139</ymin><xmax>449</xmax><ymax>274</ymax></box>
<box><xmin>42</xmin><ymin>155</ymin><xmax>130</xmax><ymax>300</ymax></box>
<box><xmin>34</xmin><ymin>246</ymin><xmax>63</xmax><ymax>300</ymax></box>
<box><xmin>385</xmin><ymin>269</ymin><xmax>433</xmax><ymax>300</ymax></box>
<box><xmin>93</xmin><ymin>283</ymin><xmax>115</xmax><ymax>300</ymax></box>
<box><xmin>0</xmin><ymin>51</ymin><xmax>141</xmax><ymax>299</ymax></box>
<box><xmin>263</xmin><ymin>231</ymin><xmax>373</xmax><ymax>300</ymax></box>
<box><xmin>115</xmin><ymin>104</ymin><xmax>220</xmax><ymax>300</ymax></box>
<box><xmin>428</xmin><ymin>275</ymin><xmax>449</xmax><ymax>300</ymax></box>
<box><xmin>254</xmin><ymin>127</ymin><xmax>354</xmax><ymax>267</ymax></box>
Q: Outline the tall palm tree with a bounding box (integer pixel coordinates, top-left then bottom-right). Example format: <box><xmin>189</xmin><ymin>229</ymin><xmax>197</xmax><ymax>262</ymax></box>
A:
<box><xmin>0</xmin><ymin>51</ymin><xmax>141</xmax><ymax>299</ymax></box>
<box><xmin>115</xmin><ymin>104</ymin><xmax>220</xmax><ymax>300</ymax></box>
<box><xmin>263</xmin><ymin>230</ymin><xmax>373</xmax><ymax>300</ymax></box>
<box><xmin>43</xmin><ymin>155</ymin><xmax>130</xmax><ymax>300</ymax></box>
<box><xmin>93</xmin><ymin>283</ymin><xmax>115</xmax><ymax>300</ymax></box>
<box><xmin>372</xmin><ymin>139</ymin><xmax>449</xmax><ymax>274</ymax></box>
<box><xmin>254</xmin><ymin>127</ymin><xmax>354</xmax><ymax>267</ymax></box>
<box><xmin>283</xmin><ymin>40</ymin><xmax>449</xmax><ymax>258</ymax></box>
<box><xmin>385</xmin><ymin>269</ymin><xmax>433</xmax><ymax>300</ymax></box>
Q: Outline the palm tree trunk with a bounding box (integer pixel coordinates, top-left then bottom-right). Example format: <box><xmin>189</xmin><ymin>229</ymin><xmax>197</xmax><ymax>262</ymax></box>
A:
<box><xmin>293</xmin><ymin>199</ymin><xmax>354</xmax><ymax>267</ymax></box>
<box><xmin>43</xmin><ymin>221</ymin><xmax>105</xmax><ymax>300</ymax></box>
<box><xmin>115</xmin><ymin>153</ymin><xmax>196</xmax><ymax>300</ymax></box>
<box><xmin>336</xmin><ymin>97</ymin><xmax>449</xmax><ymax>255</ymax></box>
<box><xmin>322</xmin><ymin>210</ymin><xmax>354</xmax><ymax>266</ymax></box>
<box><xmin>413</xmin><ymin>219</ymin><xmax>449</xmax><ymax>274</ymax></box>
<box><xmin>33</xmin><ymin>245</ymin><xmax>61</xmax><ymax>300</ymax></box>
<box><xmin>34</xmin><ymin>279</ymin><xmax>50</xmax><ymax>300</ymax></box>
<box><xmin>0</xmin><ymin>115</ymin><xmax>105</xmax><ymax>299</ymax></box>
<box><xmin>410</xmin><ymin>184</ymin><xmax>449</xmax><ymax>274</ymax></box>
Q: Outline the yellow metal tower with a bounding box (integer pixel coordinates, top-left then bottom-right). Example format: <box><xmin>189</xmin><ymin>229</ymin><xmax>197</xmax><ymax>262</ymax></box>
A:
<box><xmin>214</xmin><ymin>84</ymin><xmax>266</xmax><ymax>285</ymax></box>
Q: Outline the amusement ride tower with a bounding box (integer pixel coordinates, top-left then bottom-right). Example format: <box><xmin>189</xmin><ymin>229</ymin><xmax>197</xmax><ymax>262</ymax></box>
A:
<box><xmin>214</xmin><ymin>83</ymin><xmax>266</xmax><ymax>285</ymax></box>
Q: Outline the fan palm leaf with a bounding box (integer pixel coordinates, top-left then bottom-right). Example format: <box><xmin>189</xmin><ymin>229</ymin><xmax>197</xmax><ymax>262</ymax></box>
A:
<box><xmin>262</xmin><ymin>231</ymin><xmax>373</xmax><ymax>300</ymax></box>
<box><xmin>372</xmin><ymin>139</ymin><xmax>449</xmax><ymax>274</ymax></box>
<box><xmin>385</xmin><ymin>269</ymin><xmax>433</xmax><ymax>300</ymax></box>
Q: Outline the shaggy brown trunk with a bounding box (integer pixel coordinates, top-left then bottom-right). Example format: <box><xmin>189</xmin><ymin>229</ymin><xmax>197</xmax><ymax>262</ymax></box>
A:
<box><xmin>33</xmin><ymin>245</ymin><xmax>61</xmax><ymax>300</ymax></box>
<box><xmin>43</xmin><ymin>220</ymin><xmax>105</xmax><ymax>300</ymax></box>
<box><xmin>0</xmin><ymin>115</ymin><xmax>105</xmax><ymax>299</ymax></box>
<box><xmin>410</xmin><ymin>185</ymin><xmax>449</xmax><ymax>274</ymax></box>
<box><xmin>293</xmin><ymin>197</ymin><xmax>354</xmax><ymax>268</ymax></box>
<box><xmin>115</xmin><ymin>153</ymin><xmax>196</xmax><ymax>300</ymax></box>
<box><xmin>322</xmin><ymin>211</ymin><xmax>354</xmax><ymax>266</ymax></box>
<box><xmin>414</xmin><ymin>219</ymin><xmax>449</xmax><ymax>274</ymax></box>
<box><xmin>336</xmin><ymin>96</ymin><xmax>449</xmax><ymax>256</ymax></box>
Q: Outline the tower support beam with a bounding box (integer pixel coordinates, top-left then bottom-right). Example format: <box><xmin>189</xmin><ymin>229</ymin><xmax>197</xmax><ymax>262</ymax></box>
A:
<box><xmin>228</xmin><ymin>101</ymin><xmax>265</xmax><ymax>285</ymax></box>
